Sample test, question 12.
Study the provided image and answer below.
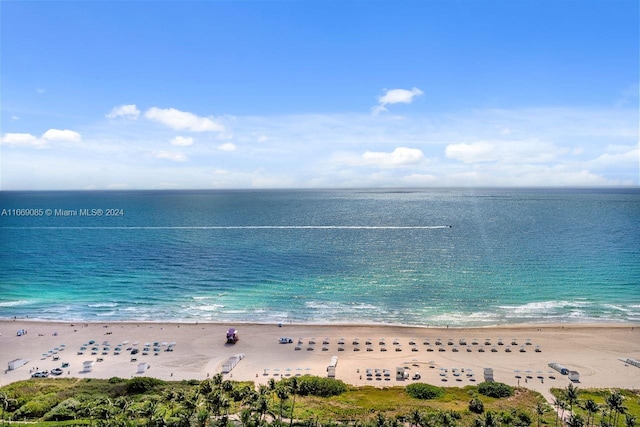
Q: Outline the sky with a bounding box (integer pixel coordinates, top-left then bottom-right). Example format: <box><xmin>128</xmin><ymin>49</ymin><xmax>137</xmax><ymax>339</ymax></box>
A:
<box><xmin>1</xmin><ymin>0</ymin><xmax>638</xmax><ymax>190</ymax></box>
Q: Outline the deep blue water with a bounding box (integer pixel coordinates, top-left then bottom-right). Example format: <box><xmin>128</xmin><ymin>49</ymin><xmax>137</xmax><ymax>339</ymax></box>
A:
<box><xmin>1</xmin><ymin>188</ymin><xmax>639</xmax><ymax>326</ymax></box>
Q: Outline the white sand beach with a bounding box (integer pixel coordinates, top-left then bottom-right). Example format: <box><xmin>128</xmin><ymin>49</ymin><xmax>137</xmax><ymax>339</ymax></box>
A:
<box><xmin>2</xmin><ymin>321</ymin><xmax>639</xmax><ymax>400</ymax></box>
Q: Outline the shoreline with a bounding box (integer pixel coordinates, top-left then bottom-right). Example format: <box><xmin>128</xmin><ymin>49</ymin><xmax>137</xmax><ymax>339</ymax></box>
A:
<box><xmin>1</xmin><ymin>318</ymin><xmax>637</xmax><ymax>329</ymax></box>
<box><xmin>2</xmin><ymin>320</ymin><xmax>639</xmax><ymax>399</ymax></box>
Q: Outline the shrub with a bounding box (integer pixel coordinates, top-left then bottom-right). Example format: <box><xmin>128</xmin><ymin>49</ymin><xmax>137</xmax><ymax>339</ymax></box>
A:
<box><xmin>286</xmin><ymin>376</ymin><xmax>347</xmax><ymax>397</ymax></box>
<box><xmin>43</xmin><ymin>398</ymin><xmax>82</xmax><ymax>421</ymax></box>
<box><xmin>406</xmin><ymin>383</ymin><xmax>444</xmax><ymax>400</ymax></box>
<box><xmin>125</xmin><ymin>377</ymin><xmax>165</xmax><ymax>394</ymax></box>
<box><xmin>478</xmin><ymin>381</ymin><xmax>514</xmax><ymax>398</ymax></box>
<box><xmin>469</xmin><ymin>397</ymin><xmax>485</xmax><ymax>413</ymax></box>
<box><xmin>13</xmin><ymin>393</ymin><xmax>59</xmax><ymax>419</ymax></box>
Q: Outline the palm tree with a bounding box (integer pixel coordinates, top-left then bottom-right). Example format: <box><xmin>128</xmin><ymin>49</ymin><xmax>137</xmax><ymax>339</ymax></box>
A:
<box><xmin>606</xmin><ymin>391</ymin><xmax>624</xmax><ymax>427</ymax></box>
<box><xmin>410</xmin><ymin>409</ymin><xmax>423</xmax><ymax>427</ymax></box>
<box><xmin>536</xmin><ymin>402</ymin><xmax>549</xmax><ymax>427</ymax></box>
<box><xmin>624</xmin><ymin>414</ymin><xmax>637</xmax><ymax>427</ymax></box>
<box><xmin>180</xmin><ymin>390</ymin><xmax>200</xmax><ymax>422</ymax></box>
<box><xmin>205</xmin><ymin>390</ymin><xmax>224</xmax><ymax>417</ymax></box>
<box><xmin>254</xmin><ymin>386</ymin><xmax>271</xmax><ymax>422</ymax></box>
<box><xmin>211</xmin><ymin>373</ymin><xmax>224</xmax><ymax>387</ymax></box>
<box><xmin>567</xmin><ymin>414</ymin><xmax>585</xmax><ymax>427</ymax></box>
<box><xmin>141</xmin><ymin>398</ymin><xmax>162</xmax><ymax>427</ymax></box>
<box><xmin>553</xmin><ymin>397</ymin><xmax>565</xmax><ymax>427</ymax></box>
<box><xmin>565</xmin><ymin>383</ymin><xmax>580</xmax><ymax>413</ymax></box>
<box><xmin>559</xmin><ymin>400</ymin><xmax>569</xmax><ymax>425</ymax></box>
<box><xmin>196</xmin><ymin>409</ymin><xmax>209</xmax><ymax>427</ymax></box>
<box><xmin>583</xmin><ymin>399</ymin><xmax>599</xmax><ymax>427</ymax></box>
<box><xmin>276</xmin><ymin>384</ymin><xmax>290</xmax><ymax>424</ymax></box>
<box><xmin>163</xmin><ymin>389</ymin><xmax>177</xmax><ymax>418</ymax></box>
<box><xmin>289</xmin><ymin>377</ymin><xmax>299</xmax><ymax>427</ymax></box>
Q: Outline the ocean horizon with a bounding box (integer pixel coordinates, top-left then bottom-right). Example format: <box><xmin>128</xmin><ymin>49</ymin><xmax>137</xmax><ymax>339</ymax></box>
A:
<box><xmin>1</xmin><ymin>188</ymin><xmax>639</xmax><ymax>326</ymax></box>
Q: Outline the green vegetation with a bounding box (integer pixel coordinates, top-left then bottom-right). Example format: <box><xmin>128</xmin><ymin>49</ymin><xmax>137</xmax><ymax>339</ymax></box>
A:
<box><xmin>1</xmin><ymin>376</ymin><xmax>638</xmax><ymax>427</ymax></box>
<box><xmin>477</xmin><ymin>382</ymin><xmax>514</xmax><ymax>398</ymax></box>
<box><xmin>551</xmin><ymin>385</ymin><xmax>640</xmax><ymax>427</ymax></box>
<box><xmin>469</xmin><ymin>397</ymin><xmax>484</xmax><ymax>414</ymax></box>
<box><xmin>406</xmin><ymin>383</ymin><xmax>444</xmax><ymax>400</ymax></box>
<box><xmin>281</xmin><ymin>376</ymin><xmax>347</xmax><ymax>397</ymax></box>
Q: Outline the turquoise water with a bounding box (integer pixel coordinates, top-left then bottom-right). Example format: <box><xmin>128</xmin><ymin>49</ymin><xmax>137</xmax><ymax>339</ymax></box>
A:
<box><xmin>1</xmin><ymin>188</ymin><xmax>639</xmax><ymax>326</ymax></box>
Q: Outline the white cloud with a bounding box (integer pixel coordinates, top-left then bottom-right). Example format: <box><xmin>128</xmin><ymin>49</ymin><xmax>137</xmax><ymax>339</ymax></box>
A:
<box><xmin>42</xmin><ymin>129</ymin><xmax>82</xmax><ymax>142</ymax></box>
<box><xmin>445</xmin><ymin>142</ymin><xmax>495</xmax><ymax>163</ymax></box>
<box><xmin>1</xmin><ymin>133</ymin><xmax>44</xmax><ymax>147</ymax></box>
<box><xmin>145</xmin><ymin>107</ymin><xmax>224</xmax><ymax>132</ymax></box>
<box><xmin>170</xmin><ymin>136</ymin><xmax>194</xmax><ymax>146</ymax></box>
<box><xmin>106</xmin><ymin>104</ymin><xmax>141</xmax><ymax>119</ymax></box>
<box><xmin>36</xmin><ymin>88</ymin><xmax>45</xmax><ymax>94</ymax></box>
<box><xmin>1</xmin><ymin>129</ymin><xmax>81</xmax><ymax>148</ymax></box>
<box><xmin>445</xmin><ymin>140</ymin><xmax>566</xmax><ymax>164</ymax></box>
<box><xmin>11</xmin><ymin>115</ymin><xmax>19</xmax><ymax>121</ymax></box>
<box><xmin>2</xmin><ymin>105</ymin><xmax>636</xmax><ymax>189</ymax></box>
<box><xmin>218</xmin><ymin>142</ymin><xmax>237</xmax><ymax>152</ymax></box>
<box><xmin>154</xmin><ymin>151</ymin><xmax>188</xmax><ymax>162</ymax></box>
<box><xmin>361</xmin><ymin>147</ymin><xmax>426</xmax><ymax>168</ymax></box>
<box><xmin>589</xmin><ymin>145</ymin><xmax>639</xmax><ymax>169</ymax></box>
<box><xmin>373</xmin><ymin>87</ymin><xmax>424</xmax><ymax>114</ymax></box>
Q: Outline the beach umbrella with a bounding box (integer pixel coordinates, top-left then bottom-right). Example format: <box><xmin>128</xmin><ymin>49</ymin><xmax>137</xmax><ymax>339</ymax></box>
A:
<box><xmin>305</xmin><ymin>367</ymin><xmax>311</xmax><ymax>372</ymax></box>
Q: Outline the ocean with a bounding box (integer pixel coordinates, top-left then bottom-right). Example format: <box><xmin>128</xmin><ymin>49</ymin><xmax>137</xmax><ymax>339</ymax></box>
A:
<box><xmin>1</xmin><ymin>188</ymin><xmax>639</xmax><ymax>326</ymax></box>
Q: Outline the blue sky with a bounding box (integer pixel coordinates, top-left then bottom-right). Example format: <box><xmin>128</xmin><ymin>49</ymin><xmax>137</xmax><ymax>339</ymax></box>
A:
<box><xmin>1</xmin><ymin>0</ymin><xmax>638</xmax><ymax>190</ymax></box>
